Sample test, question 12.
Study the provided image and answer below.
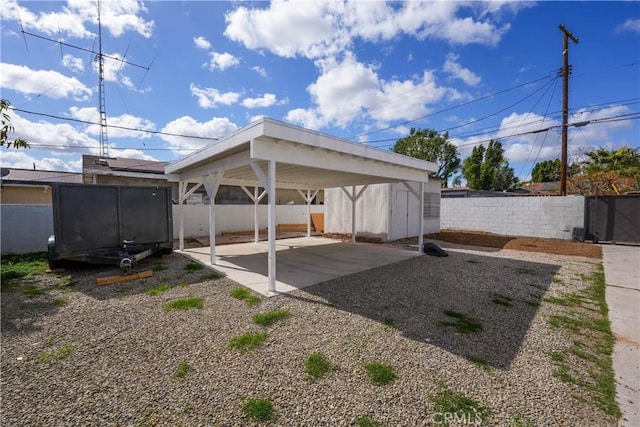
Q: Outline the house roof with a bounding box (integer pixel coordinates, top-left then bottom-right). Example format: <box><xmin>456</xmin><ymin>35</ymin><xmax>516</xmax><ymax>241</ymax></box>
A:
<box><xmin>0</xmin><ymin>168</ymin><xmax>83</xmax><ymax>185</ymax></box>
<box><xmin>166</xmin><ymin>117</ymin><xmax>437</xmax><ymax>190</ymax></box>
<box><xmin>83</xmin><ymin>155</ymin><xmax>169</xmax><ymax>174</ymax></box>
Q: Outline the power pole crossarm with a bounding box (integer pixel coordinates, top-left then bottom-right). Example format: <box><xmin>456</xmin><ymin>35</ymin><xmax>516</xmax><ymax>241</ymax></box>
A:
<box><xmin>559</xmin><ymin>24</ymin><xmax>579</xmax><ymax>196</ymax></box>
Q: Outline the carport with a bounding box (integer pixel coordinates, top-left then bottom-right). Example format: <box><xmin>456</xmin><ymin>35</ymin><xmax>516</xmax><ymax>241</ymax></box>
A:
<box><xmin>165</xmin><ymin>118</ymin><xmax>437</xmax><ymax>295</ymax></box>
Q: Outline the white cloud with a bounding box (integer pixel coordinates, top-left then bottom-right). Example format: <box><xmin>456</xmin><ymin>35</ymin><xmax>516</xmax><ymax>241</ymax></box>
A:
<box><xmin>190</xmin><ymin>83</ymin><xmax>240</xmax><ymax>108</ymax></box>
<box><xmin>193</xmin><ymin>36</ymin><xmax>212</xmax><ymax>50</ymax></box>
<box><xmin>206</xmin><ymin>51</ymin><xmax>240</xmax><ymax>71</ymax></box>
<box><xmin>62</xmin><ymin>54</ymin><xmax>84</xmax><ymax>73</ymax></box>
<box><xmin>0</xmin><ymin>0</ymin><xmax>154</xmax><ymax>39</ymax></box>
<box><xmin>160</xmin><ymin>116</ymin><xmax>238</xmax><ymax>151</ymax></box>
<box><xmin>0</xmin><ymin>151</ymin><xmax>79</xmax><ymax>172</ymax></box>
<box><xmin>443</xmin><ymin>53</ymin><xmax>481</xmax><ymax>86</ymax></box>
<box><xmin>252</xmin><ymin>66</ymin><xmax>268</xmax><ymax>78</ymax></box>
<box><xmin>224</xmin><ymin>1</ymin><xmax>527</xmax><ymax>59</ymax></box>
<box><xmin>106</xmin><ymin>148</ymin><xmax>156</xmax><ymax>161</ymax></box>
<box><xmin>616</xmin><ymin>17</ymin><xmax>640</xmax><ymax>34</ymax></box>
<box><xmin>242</xmin><ymin>93</ymin><xmax>279</xmax><ymax>108</ymax></box>
<box><xmin>0</xmin><ymin>63</ymin><xmax>91</xmax><ymax>101</ymax></box>
<box><xmin>286</xmin><ymin>54</ymin><xmax>448</xmax><ymax>130</ymax></box>
<box><xmin>69</xmin><ymin>107</ymin><xmax>156</xmax><ymax>139</ymax></box>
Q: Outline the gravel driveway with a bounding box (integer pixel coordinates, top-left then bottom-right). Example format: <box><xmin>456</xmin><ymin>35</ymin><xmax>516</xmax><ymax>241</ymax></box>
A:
<box><xmin>1</xmin><ymin>243</ymin><xmax>616</xmax><ymax>426</ymax></box>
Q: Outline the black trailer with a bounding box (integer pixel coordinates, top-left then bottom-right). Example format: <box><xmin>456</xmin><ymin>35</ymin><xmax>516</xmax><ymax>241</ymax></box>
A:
<box><xmin>47</xmin><ymin>184</ymin><xmax>174</xmax><ymax>270</ymax></box>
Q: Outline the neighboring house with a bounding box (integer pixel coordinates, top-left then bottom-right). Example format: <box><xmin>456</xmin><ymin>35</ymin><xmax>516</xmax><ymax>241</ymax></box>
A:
<box><xmin>441</xmin><ymin>187</ymin><xmax>515</xmax><ymax>198</ymax></box>
<box><xmin>0</xmin><ymin>168</ymin><xmax>83</xmax><ymax>204</ymax></box>
<box><xmin>82</xmin><ymin>154</ymin><xmax>323</xmax><ymax>205</ymax></box>
<box><xmin>516</xmin><ymin>182</ymin><xmax>560</xmax><ymax>195</ymax></box>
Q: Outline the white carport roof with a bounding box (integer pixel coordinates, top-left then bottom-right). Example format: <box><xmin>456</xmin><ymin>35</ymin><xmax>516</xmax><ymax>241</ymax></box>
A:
<box><xmin>165</xmin><ymin>117</ymin><xmax>437</xmax><ymax>295</ymax></box>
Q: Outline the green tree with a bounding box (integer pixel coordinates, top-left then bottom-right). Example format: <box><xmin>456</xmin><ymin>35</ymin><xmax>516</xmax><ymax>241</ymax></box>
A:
<box><xmin>1</xmin><ymin>99</ymin><xmax>29</xmax><ymax>149</ymax></box>
<box><xmin>392</xmin><ymin>128</ymin><xmax>460</xmax><ymax>187</ymax></box>
<box><xmin>531</xmin><ymin>159</ymin><xmax>561</xmax><ymax>182</ymax></box>
<box><xmin>581</xmin><ymin>146</ymin><xmax>640</xmax><ymax>179</ymax></box>
<box><xmin>462</xmin><ymin>140</ymin><xmax>518</xmax><ymax>191</ymax></box>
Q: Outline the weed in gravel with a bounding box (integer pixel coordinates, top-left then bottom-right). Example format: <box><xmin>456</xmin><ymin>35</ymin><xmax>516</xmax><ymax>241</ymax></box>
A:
<box><xmin>490</xmin><ymin>293</ymin><xmax>513</xmax><ymax>307</ymax></box>
<box><xmin>437</xmin><ymin>310</ymin><xmax>483</xmax><ymax>333</ymax></box>
<box><xmin>200</xmin><ymin>272</ymin><xmax>222</xmax><ymax>281</ymax></box>
<box><xmin>228</xmin><ymin>332</ymin><xmax>267</xmax><ymax>352</ymax></box>
<box><xmin>382</xmin><ymin>317</ymin><xmax>396</xmax><ymax>328</ymax></box>
<box><xmin>1</xmin><ymin>253</ymin><xmax>48</xmax><ymax>283</ymax></box>
<box><xmin>177</xmin><ymin>279</ymin><xmax>189</xmax><ymax>288</ymax></box>
<box><xmin>511</xmin><ymin>413</ymin><xmax>535</xmax><ymax>427</ymax></box>
<box><xmin>242</xmin><ymin>398</ymin><xmax>275</xmax><ymax>422</ymax></box>
<box><xmin>357</xmin><ymin>415</ymin><xmax>380</xmax><ymax>427</ymax></box>
<box><xmin>430</xmin><ymin>388</ymin><xmax>490</xmax><ymax>425</ymax></box>
<box><xmin>230</xmin><ymin>287</ymin><xmax>261</xmax><ymax>307</ymax></box>
<box><xmin>469</xmin><ymin>357</ymin><xmax>492</xmax><ymax>372</ymax></box>
<box><xmin>182</xmin><ymin>404</ymin><xmax>194</xmax><ymax>414</ymax></box>
<box><xmin>184</xmin><ymin>262</ymin><xmax>204</xmax><ymax>271</ymax></box>
<box><xmin>146</xmin><ymin>283</ymin><xmax>172</xmax><ymax>296</ymax></box>
<box><xmin>253</xmin><ymin>309</ymin><xmax>291</xmax><ymax>327</ymax></box>
<box><xmin>175</xmin><ymin>361</ymin><xmax>192</xmax><ymax>378</ymax></box>
<box><xmin>515</xmin><ymin>267</ymin><xmax>538</xmax><ymax>276</ymax></box>
<box><xmin>363</xmin><ymin>362</ymin><xmax>397</xmax><ymax>385</ymax></box>
<box><xmin>164</xmin><ymin>297</ymin><xmax>204</xmax><ymax>311</ymax></box>
<box><xmin>21</xmin><ymin>285</ymin><xmax>44</xmax><ymax>296</ymax></box>
<box><xmin>305</xmin><ymin>352</ymin><xmax>336</xmax><ymax>379</ymax></box>
<box><xmin>151</xmin><ymin>263</ymin><xmax>167</xmax><ymax>272</ymax></box>
<box><xmin>546</xmin><ymin>266</ymin><xmax>620</xmax><ymax>417</ymax></box>
<box><xmin>37</xmin><ymin>344</ymin><xmax>74</xmax><ymax>362</ymax></box>
<box><xmin>53</xmin><ymin>298</ymin><xmax>69</xmax><ymax>307</ymax></box>
<box><xmin>57</xmin><ymin>276</ymin><xmax>77</xmax><ymax>287</ymax></box>
<box><xmin>466</xmin><ymin>259</ymin><xmax>480</xmax><ymax>264</ymax></box>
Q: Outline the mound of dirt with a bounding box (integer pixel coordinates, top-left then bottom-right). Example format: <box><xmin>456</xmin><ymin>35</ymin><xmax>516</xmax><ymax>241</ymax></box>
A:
<box><xmin>426</xmin><ymin>230</ymin><xmax>602</xmax><ymax>259</ymax></box>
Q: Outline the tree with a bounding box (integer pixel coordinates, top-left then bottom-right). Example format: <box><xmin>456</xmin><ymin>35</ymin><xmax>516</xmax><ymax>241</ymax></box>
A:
<box><xmin>392</xmin><ymin>127</ymin><xmax>460</xmax><ymax>187</ymax></box>
<box><xmin>568</xmin><ymin>146</ymin><xmax>640</xmax><ymax>194</ymax></box>
<box><xmin>461</xmin><ymin>140</ymin><xmax>518</xmax><ymax>191</ymax></box>
<box><xmin>531</xmin><ymin>159</ymin><xmax>561</xmax><ymax>182</ymax></box>
<box><xmin>1</xmin><ymin>99</ymin><xmax>29</xmax><ymax>149</ymax></box>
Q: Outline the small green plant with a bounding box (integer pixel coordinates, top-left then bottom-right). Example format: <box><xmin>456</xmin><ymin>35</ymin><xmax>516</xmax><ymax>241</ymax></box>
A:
<box><xmin>491</xmin><ymin>293</ymin><xmax>513</xmax><ymax>307</ymax></box>
<box><xmin>182</xmin><ymin>404</ymin><xmax>194</xmax><ymax>414</ymax></box>
<box><xmin>21</xmin><ymin>285</ymin><xmax>44</xmax><ymax>296</ymax></box>
<box><xmin>511</xmin><ymin>413</ymin><xmax>535</xmax><ymax>427</ymax></box>
<box><xmin>201</xmin><ymin>272</ymin><xmax>222</xmax><ymax>281</ymax></box>
<box><xmin>164</xmin><ymin>297</ymin><xmax>204</xmax><ymax>311</ymax></box>
<box><xmin>184</xmin><ymin>262</ymin><xmax>204</xmax><ymax>271</ymax></box>
<box><xmin>57</xmin><ymin>276</ymin><xmax>77</xmax><ymax>287</ymax></box>
<box><xmin>230</xmin><ymin>287</ymin><xmax>261</xmax><ymax>307</ymax></box>
<box><xmin>175</xmin><ymin>361</ymin><xmax>192</xmax><ymax>378</ymax></box>
<box><xmin>466</xmin><ymin>259</ymin><xmax>480</xmax><ymax>264</ymax></box>
<box><xmin>305</xmin><ymin>352</ymin><xmax>336</xmax><ymax>379</ymax></box>
<box><xmin>37</xmin><ymin>344</ymin><xmax>74</xmax><ymax>362</ymax></box>
<box><xmin>53</xmin><ymin>298</ymin><xmax>69</xmax><ymax>307</ymax></box>
<box><xmin>430</xmin><ymin>388</ymin><xmax>490</xmax><ymax>425</ymax></box>
<box><xmin>146</xmin><ymin>283</ymin><xmax>172</xmax><ymax>296</ymax></box>
<box><xmin>382</xmin><ymin>317</ymin><xmax>396</xmax><ymax>328</ymax></box>
<box><xmin>363</xmin><ymin>362</ymin><xmax>397</xmax><ymax>385</ymax></box>
<box><xmin>357</xmin><ymin>415</ymin><xmax>380</xmax><ymax>427</ymax></box>
<box><xmin>242</xmin><ymin>398</ymin><xmax>274</xmax><ymax>422</ymax></box>
<box><xmin>469</xmin><ymin>357</ymin><xmax>492</xmax><ymax>372</ymax></box>
<box><xmin>1</xmin><ymin>253</ymin><xmax>48</xmax><ymax>283</ymax></box>
<box><xmin>549</xmin><ymin>351</ymin><xmax>565</xmax><ymax>363</ymax></box>
<box><xmin>437</xmin><ymin>309</ymin><xmax>483</xmax><ymax>333</ymax></box>
<box><xmin>253</xmin><ymin>309</ymin><xmax>291</xmax><ymax>327</ymax></box>
<box><xmin>515</xmin><ymin>267</ymin><xmax>537</xmax><ymax>276</ymax></box>
<box><xmin>151</xmin><ymin>263</ymin><xmax>167</xmax><ymax>272</ymax></box>
<box><xmin>228</xmin><ymin>332</ymin><xmax>267</xmax><ymax>352</ymax></box>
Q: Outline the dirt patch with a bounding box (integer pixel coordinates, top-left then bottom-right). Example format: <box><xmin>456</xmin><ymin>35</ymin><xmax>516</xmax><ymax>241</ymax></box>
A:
<box><xmin>427</xmin><ymin>230</ymin><xmax>602</xmax><ymax>259</ymax></box>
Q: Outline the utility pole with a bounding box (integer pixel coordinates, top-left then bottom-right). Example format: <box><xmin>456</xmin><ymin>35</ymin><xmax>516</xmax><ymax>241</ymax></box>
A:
<box><xmin>559</xmin><ymin>24</ymin><xmax>579</xmax><ymax>196</ymax></box>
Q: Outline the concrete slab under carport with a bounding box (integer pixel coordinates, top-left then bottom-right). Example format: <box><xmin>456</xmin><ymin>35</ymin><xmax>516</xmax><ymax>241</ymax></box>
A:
<box><xmin>179</xmin><ymin>236</ymin><xmax>422</xmax><ymax>296</ymax></box>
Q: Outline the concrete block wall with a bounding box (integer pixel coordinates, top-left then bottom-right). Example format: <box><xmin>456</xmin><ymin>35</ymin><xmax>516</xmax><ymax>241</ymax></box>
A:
<box><xmin>1</xmin><ymin>205</ymin><xmax>54</xmax><ymax>254</ymax></box>
<box><xmin>441</xmin><ymin>196</ymin><xmax>585</xmax><ymax>239</ymax></box>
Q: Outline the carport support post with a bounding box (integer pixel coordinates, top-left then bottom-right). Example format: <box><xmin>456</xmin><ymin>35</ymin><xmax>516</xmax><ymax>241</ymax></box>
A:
<box><xmin>203</xmin><ymin>172</ymin><xmax>223</xmax><ymax>266</ymax></box>
<box><xmin>254</xmin><ymin>186</ymin><xmax>259</xmax><ymax>243</ymax></box>
<box><xmin>297</xmin><ymin>189</ymin><xmax>319</xmax><ymax>238</ymax></box>
<box><xmin>267</xmin><ymin>160</ymin><xmax>277</xmax><ymax>293</ymax></box>
<box><xmin>418</xmin><ymin>181</ymin><xmax>424</xmax><ymax>253</ymax></box>
<box><xmin>178</xmin><ymin>181</ymin><xmax>185</xmax><ymax>251</ymax></box>
<box><xmin>351</xmin><ymin>186</ymin><xmax>357</xmax><ymax>244</ymax></box>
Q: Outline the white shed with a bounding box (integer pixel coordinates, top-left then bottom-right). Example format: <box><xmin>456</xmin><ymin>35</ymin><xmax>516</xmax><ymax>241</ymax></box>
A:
<box><xmin>324</xmin><ymin>180</ymin><xmax>441</xmax><ymax>242</ymax></box>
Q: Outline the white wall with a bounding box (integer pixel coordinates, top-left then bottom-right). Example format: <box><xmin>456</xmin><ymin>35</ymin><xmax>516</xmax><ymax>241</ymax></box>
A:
<box><xmin>171</xmin><ymin>204</ymin><xmax>324</xmax><ymax>238</ymax></box>
<box><xmin>324</xmin><ymin>181</ymin><xmax>441</xmax><ymax>241</ymax></box>
<box><xmin>441</xmin><ymin>196</ymin><xmax>585</xmax><ymax>239</ymax></box>
<box><xmin>1</xmin><ymin>205</ymin><xmax>53</xmax><ymax>254</ymax></box>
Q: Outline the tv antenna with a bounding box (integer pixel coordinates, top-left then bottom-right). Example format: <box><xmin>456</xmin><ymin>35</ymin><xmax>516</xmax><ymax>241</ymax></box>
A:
<box><xmin>19</xmin><ymin>0</ymin><xmax>156</xmax><ymax>157</ymax></box>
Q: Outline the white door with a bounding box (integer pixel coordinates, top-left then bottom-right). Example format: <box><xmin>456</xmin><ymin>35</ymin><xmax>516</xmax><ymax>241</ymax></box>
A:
<box><xmin>391</xmin><ymin>189</ymin><xmax>409</xmax><ymax>240</ymax></box>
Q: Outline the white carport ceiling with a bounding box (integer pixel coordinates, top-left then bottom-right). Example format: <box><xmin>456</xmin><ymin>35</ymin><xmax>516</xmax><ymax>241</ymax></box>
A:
<box><xmin>165</xmin><ymin>118</ymin><xmax>437</xmax><ymax>188</ymax></box>
<box><xmin>165</xmin><ymin>117</ymin><xmax>437</xmax><ymax>295</ymax></box>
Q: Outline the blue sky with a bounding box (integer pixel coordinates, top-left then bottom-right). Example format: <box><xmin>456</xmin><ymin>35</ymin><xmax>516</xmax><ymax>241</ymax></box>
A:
<box><xmin>1</xmin><ymin>1</ymin><xmax>638</xmax><ymax>183</ymax></box>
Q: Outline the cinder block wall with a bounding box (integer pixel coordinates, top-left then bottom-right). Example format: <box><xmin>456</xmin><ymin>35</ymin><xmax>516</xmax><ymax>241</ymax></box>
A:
<box><xmin>441</xmin><ymin>196</ymin><xmax>585</xmax><ymax>239</ymax></box>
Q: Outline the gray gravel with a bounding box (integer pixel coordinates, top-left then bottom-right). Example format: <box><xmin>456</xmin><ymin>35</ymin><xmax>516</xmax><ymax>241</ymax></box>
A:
<box><xmin>1</xmin><ymin>243</ymin><xmax>617</xmax><ymax>426</ymax></box>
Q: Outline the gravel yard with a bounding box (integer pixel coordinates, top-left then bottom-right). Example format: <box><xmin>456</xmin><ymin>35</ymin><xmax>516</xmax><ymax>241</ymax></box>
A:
<box><xmin>1</xmin><ymin>242</ymin><xmax>617</xmax><ymax>426</ymax></box>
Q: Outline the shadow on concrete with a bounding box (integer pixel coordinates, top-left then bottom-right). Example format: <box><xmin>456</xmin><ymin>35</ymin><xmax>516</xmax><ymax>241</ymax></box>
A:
<box><xmin>291</xmin><ymin>249</ymin><xmax>559</xmax><ymax>370</ymax></box>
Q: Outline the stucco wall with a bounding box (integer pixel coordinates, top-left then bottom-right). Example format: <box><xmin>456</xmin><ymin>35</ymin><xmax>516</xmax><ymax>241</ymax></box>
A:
<box><xmin>440</xmin><ymin>196</ymin><xmax>585</xmax><ymax>239</ymax></box>
<box><xmin>0</xmin><ymin>186</ymin><xmax>53</xmax><ymax>204</ymax></box>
